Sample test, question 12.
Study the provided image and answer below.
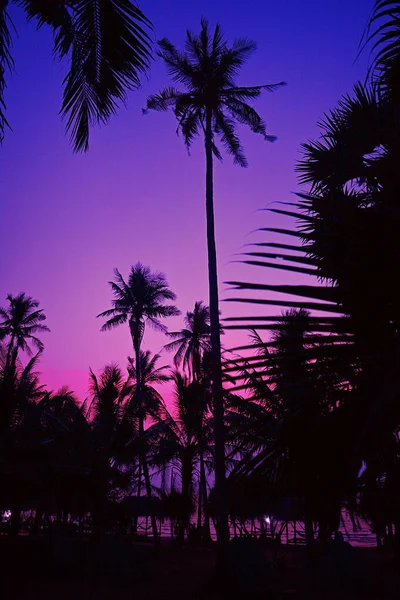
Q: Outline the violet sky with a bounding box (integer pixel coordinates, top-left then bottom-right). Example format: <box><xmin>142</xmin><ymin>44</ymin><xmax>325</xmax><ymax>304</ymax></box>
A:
<box><xmin>1</xmin><ymin>0</ymin><xmax>373</xmax><ymax>401</ymax></box>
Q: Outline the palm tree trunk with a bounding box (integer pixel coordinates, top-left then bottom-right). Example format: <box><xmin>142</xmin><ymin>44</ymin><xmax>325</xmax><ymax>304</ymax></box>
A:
<box><xmin>134</xmin><ymin>334</ymin><xmax>159</xmax><ymax>546</ymax></box>
<box><xmin>205</xmin><ymin>109</ymin><xmax>230</xmax><ymax>564</ymax></box>
<box><xmin>304</xmin><ymin>500</ymin><xmax>314</xmax><ymax>548</ymax></box>
<box><xmin>142</xmin><ymin>457</ymin><xmax>158</xmax><ymax>543</ymax></box>
<box><xmin>197</xmin><ymin>453</ymin><xmax>203</xmax><ymax>530</ymax></box>
<box><xmin>5</xmin><ymin>334</ymin><xmax>15</xmax><ymax>373</ymax></box>
<box><xmin>202</xmin><ymin>461</ymin><xmax>212</xmax><ymax>541</ymax></box>
<box><xmin>10</xmin><ymin>508</ymin><xmax>21</xmax><ymax>536</ymax></box>
<box><xmin>197</xmin><ymin>424</ymin><xmax>205</xmax><ymax>531</ymax></box>
<box><xmin>133</xmin><ymin>462</ymin><xmax>142</xmax><ymax>533</ymax></box>
<box><xmin>180</xmin><ymin>453</ymin><xmax>193</xmax><ymax>543</ymax></box>
<box><xmin>394</xmin><ymin>518</ymin><xmax>400</xmax><ymax>562</ymax></box>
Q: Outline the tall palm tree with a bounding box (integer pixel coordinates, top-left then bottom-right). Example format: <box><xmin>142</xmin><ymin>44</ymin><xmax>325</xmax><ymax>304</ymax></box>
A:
<box><xmin>97</xmin><ymin>263</ymin><xmax>179</xmax><ymax>542</ymax></box>
<box><xmin>0</xmin><ymin>293</ymin><xmax>49</xmax><ymax>370</ymax></box>
<box><xmin>0</xmin><ymin>0</ymin><xmax>152</xmax><ymax>150</ymax></box>
<box><xmin>164</xmin><ymin>300</ymin><xmax>211</xmax><ymax>381</ymax></box>
<box><xmin>145</xmin><ymin>19</ymin><xmax>285</xmax><ymax>551</ymax></box>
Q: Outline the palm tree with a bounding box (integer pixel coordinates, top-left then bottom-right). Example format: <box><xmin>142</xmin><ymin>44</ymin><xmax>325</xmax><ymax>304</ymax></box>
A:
<box><xmin>97</xmin><ymin>263</ymin><xmax>179</xmax><ymax>542</ymax></box>
<box><xmin>0</xmin><ymin>345</ymin><xmax>46</xmax><ymax>533</ymax></box>
<box><xmin>227</xmin><ymin>311</ymin><xmax>357</xmax><ymax>546</ymax></box>
<box><xmin>34</xmin><ymin>386</ymin><xmax>93</xmax><ymax>530</ymax></box>
<box><xmin>0</xmin><ymin>293</ymin><xmax>49</xmax><ymax>370</ymax></box>
<box><xmin>127</xmin><ymin>349</ymin><xmax>170</xmax><ymax>525</ymax></box>
<box><xmin>164</xmin><ymin>301</ymin><xmax>211</xmax><ymax>381</ymax></box>
<box><xmin>164</xmin><ymin>301</ymin><xmax>212</xmax><ymax>533</ymax></box>
<box><xmin>0</xmin><ymin>0</ymin><xmax>152</xmax><ymax>150</ymax></box>
<box><xmin>88</xmin><ymin>364</ymin><xmax>133</xmax><ymax>536</ymax></box>
<box><xmin>127</xmin><ymin>350</ymin><xmax>170</xmax><ymax>412</ymax></box>
<box><xmin>151</xmin><ymin>371</ymin><xmax>205</xmax><ymax>543</ymax></box>
<box><xmin>145</xmin><ymin>19</ymin><xmax>285</xmax><ymax>552</ymax></box>
<box><xmin>224</xmin><ymin>2</ymin><xmax>400</xmax><ymax>555</ymax></box>
<box><xmin>364</xmin><ymin>1</ymin><xmax>400</xmax><ymax>103</ymax></box>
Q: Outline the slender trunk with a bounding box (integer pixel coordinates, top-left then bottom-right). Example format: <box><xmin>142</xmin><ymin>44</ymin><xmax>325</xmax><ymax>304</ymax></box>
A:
<box><xmin>205</xmin><ymin>109</ymin><xmax>229</xmax><ymax>567</ymax></box>
<box><xmin>304</xmin><ymin>515</ymin><xmax>314</xmax><ymax>548</ymax></box>
<box><xmin>183</xmin><ymin>453</ymin><xmax>193</xmax><ymax>541</ymax></box>
<box><xmin>197</xmin><ymin>420</ymin><xmax>204</xmax><ymax>531</ymax></box>
<box><xmin>5</xmin><ymin>335</ymin><xmax>15</xmax><ymax>373</ymax></box>
<box><xmin>193</xmin><ymin>348</ymin><xmax>201</xmax><ymax>384</ymax></box>
<box><xmin>303</xmin><ymin>491</ymin><xmax>314</xmax><ymax>549</ymax></box>
<box><xmin>142</xmin><ymin>457</ymin><xmax>158</xmax><ymax>543</ymax></box>
<box><xmin>202</xmin><ymin>462</ymin><xmax>212</xmax><ymax>541</ymax></box>
<box><xmin>394</xmin><ymin>519</ymin><xmax>400</xmax><ymax>561</ymax></box>
<box><xmin>134</xmin><ymin>333</ymin><xmax>159</xmax><ymax>546</ymax></box>
<box><xmin>10</xmin><ymin>508</ymin><xmax>21</xmax><ymax>536</ymax></box>
<box><xmin>133</xmin><ymin>462</ymin><xmax>142</xmax><ymax>533</ymax></box>
<box><xmin>32</xmin><ymin>507</ymin><xmax>42</xmax><ymax>535</ymax></box>
<box><xmin>197</xmin><ymin>453</ymin><xmax>203</xmax><ymax>530</ymax></box>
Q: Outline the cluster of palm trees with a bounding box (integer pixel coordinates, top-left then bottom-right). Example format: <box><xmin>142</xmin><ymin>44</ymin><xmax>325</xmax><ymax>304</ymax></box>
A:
<box><xmin>2</xmin><ymin>0</ymin><xmax>400</xmax><ymax>561</ymax></box>
<box><xmin>2</xmin><ymin>6</ymin><xmax>285</xmax><ymax>557</ymax></box>
<box><xmin>0</xmin><ymin>280</ymin><xmax>217</xmax><ymax>544</ymax></box>
<box><xmin>226</xmin><ymin>0</ymin><xmax>400</xmax><ymax>555</ymax></box>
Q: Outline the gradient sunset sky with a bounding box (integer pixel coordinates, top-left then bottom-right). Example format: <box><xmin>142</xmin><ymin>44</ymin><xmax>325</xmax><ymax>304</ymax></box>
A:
<box><xmin>1</xmin><ymin>0</ymin><xmax>373</xmax><ymax>400</ymax></box>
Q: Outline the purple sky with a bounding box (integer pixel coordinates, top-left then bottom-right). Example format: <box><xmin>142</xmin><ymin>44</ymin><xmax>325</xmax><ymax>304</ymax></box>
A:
<box><xmin>1</xmin><ymin>0</ymin><xmax>373</xmax><ymax>401</ymax></box>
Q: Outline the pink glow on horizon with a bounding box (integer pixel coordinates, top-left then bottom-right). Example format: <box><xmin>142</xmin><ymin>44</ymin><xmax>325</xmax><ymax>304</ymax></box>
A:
<box><xmin>1</xmin><ymin>1</ymin><xmax>373</xmax><ymax>403</ymax></box>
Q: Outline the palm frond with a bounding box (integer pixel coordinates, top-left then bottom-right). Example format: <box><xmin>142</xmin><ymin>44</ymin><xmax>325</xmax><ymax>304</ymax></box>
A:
<box><xmin>225</xmin><ymin>97</ymin><xmax>276</xmax><ymax>141</ymax></box>
<box><xmin>215</xmin><ymin>112</ymin><xmax>247</xmax><ymax>167</ymax></box>
<box><xmin>223</xmin><ymin>82</ymin><xmax>286</xmax><ymax>101</ymax></box>
<box><xmin>364</xmin><ymin>1</ymin><xmax>400</xmax><ymax>98</ymax></box>
<box><xmin>145</xmin><ymin>87</ymin><xmax>181</xmax><ymax>113</ymax></box>
<box><xmin>0</xmin><ymin>2</ymin><xmax>14</xmax><ymax>142</ymax></box>
<box><xmin>59</xmin><ymin>0</ymin><xmax>152</xmax><ymax>151</ymax></box>
<box><xmin>158</xmin><ymin>36</ymin><xmax>196</xmax><ymax>85</ymax></box>
<box><xmin>147</xmin><ymin>19</ymin><xmax>283</xmax><ymax>167</ymax></box>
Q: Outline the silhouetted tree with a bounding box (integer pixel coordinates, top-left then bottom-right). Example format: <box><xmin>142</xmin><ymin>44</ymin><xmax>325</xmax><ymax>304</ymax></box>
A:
<box><xmin>0</xmin><ymin>292</ymin><xmax>49</xmax><ymax>370</ymax></box>
<box><xmin>164</xmin><ymin>301</ymin><xmax>212</xmax><ymax>532</ymax></box>
<box><xmin>127</xmin><ymin>349</ymin><xmax>170</xmax><ymax>529</ymax></box>
<box><xmin>151</xmin><ymin>372</ymin><xmax>207</xmax><ymax>543</ymax></box>
<box><xmin>146</xmin><ymin>19</ymin><xmax>284</xmax><ymax>555</ymax></box>
<box><xmin>164</xmin><ymin>301</ymin><xmax>211</xmax><ymax>381</ymax></box>
<box><xmin>0</xmin><ymin>0</ymin><xmax>152</xmax><ymax>150</ymax></box>
<box><xmin>97</xmin><ymin>264</ymin><xmax>179</xmax><ymax>542</ymax></box>
<box><xmin>88</xmin><ymin>364</ymin><xmax>132</xmax><ymax>536</ymax></box>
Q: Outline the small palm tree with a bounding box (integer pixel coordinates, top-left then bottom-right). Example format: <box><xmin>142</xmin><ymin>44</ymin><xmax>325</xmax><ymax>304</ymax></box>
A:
<box><xmin>97</xmin><ymin>263</ymin><xmax>179</xmax><ymax>542</ymax></box>
<box><xmin>88</xmin><ymin>364</ymin><xmax>132</xmax><ymax>536</ymax></box>
<box><xmin>128</xmin><ymin>350</ymin><xmax>170</xmax><ymax>400</ymax></box>
<box><xmin>0</xmin><ymin>343</ymin><xmax>45</xmax><ymax>432</ymax></box>
<box><xmin>0</xmin><ymin>345</ymin><xmax>46</xmax><ymax>533</ymax></box>
<box><xmin>151</xmin><ymin>371</ymin><xmax>205</xmax><ymax>543</ymax></box>
<box><xmin>127</xmin><ymin>349</ymin><xmax>170</xmax><ymax>528</ymax></box>
<box><xmin>0</xmin><ymin>293</ymin><xmax>49</xmax><ymax>370</ymax></box>
<box><xmin>0</xmin><ymin>0</ymin><xmax>153</xmax><ymax>150</ymax></box>
<box><xmin>164</xmin><ymin>302</ymin><xmax>212</xmax><ymax>533</ymax></box>
<box><xmin>35</xmin><ymin>387</ymin><xmax>92</xmax><ymax>531</ymax></box>
<box><xmin>164</xmin><ymin>301</ymin><xmax>211</xmax><ymax>381</ymax></box>
<box><xmin>145</xmin><ymin>18</ymin><xmax>285</xmax><ymax>549</ymax></box>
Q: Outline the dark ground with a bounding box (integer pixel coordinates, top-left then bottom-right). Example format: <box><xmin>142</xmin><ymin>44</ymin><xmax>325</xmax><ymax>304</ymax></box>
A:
<box><xmin>0</xmin><ymin>536</ymin><xmax>398</xmax><ymax>599</ymax></box>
